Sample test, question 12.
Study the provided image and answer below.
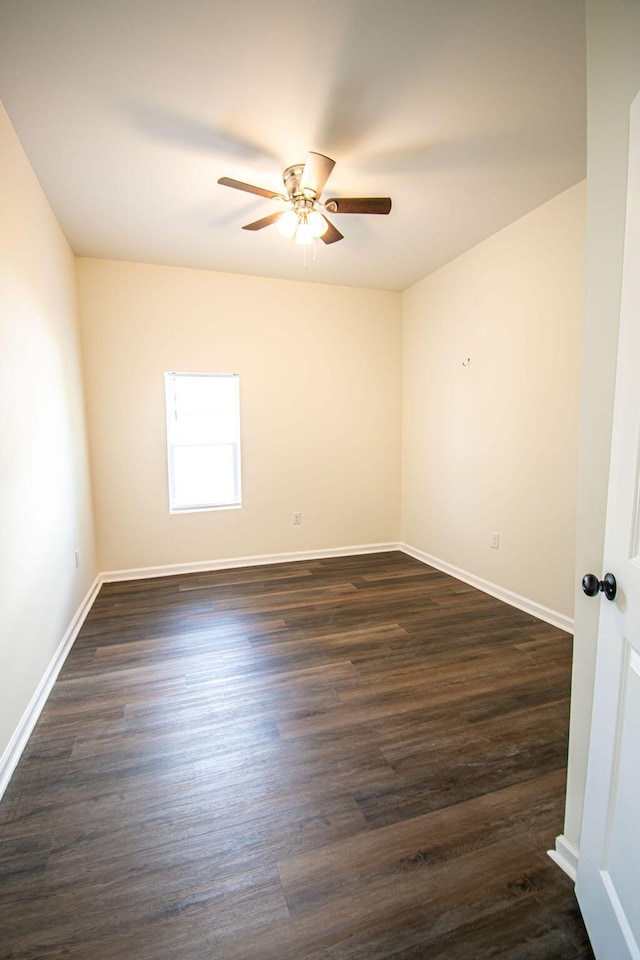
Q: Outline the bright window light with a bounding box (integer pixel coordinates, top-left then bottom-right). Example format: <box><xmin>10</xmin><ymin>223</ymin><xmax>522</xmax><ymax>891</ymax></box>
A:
<box><xmin>164</xmin><ymin>372</ymin><xmax>242</xmax><ymax>512</ymax></box>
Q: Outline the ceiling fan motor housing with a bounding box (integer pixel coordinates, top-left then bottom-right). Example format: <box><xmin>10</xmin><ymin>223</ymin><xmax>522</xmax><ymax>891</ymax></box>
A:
<box><xmin>283</xmin><ymin>164</ymin><xmax>306</xmax><ymax>199</ymax></box>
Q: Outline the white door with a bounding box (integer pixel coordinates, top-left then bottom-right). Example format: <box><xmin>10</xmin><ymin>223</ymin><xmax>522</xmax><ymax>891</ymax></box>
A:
<box><xmin>575</xmin><ymin>87</ymin><xmax>640</xmax><ymax>960</ymax></box>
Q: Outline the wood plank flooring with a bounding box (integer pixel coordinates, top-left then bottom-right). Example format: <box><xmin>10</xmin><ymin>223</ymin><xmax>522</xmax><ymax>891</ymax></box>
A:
<box><xmin>0</xmin><ymin>552</ymin><xmax>594</xmax><ymax>959</ymax></box>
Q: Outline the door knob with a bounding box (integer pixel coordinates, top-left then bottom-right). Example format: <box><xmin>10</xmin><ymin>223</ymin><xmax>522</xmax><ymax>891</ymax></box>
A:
<box><xmin>582</xmin><ymin>572</ymin><xmax>617</xmax><ymax>601</ymax></box>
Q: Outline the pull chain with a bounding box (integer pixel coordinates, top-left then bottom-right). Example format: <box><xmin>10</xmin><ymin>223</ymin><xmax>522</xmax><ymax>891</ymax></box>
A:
<box><xmin>302</xmin><ymin>238</ymin><xmax>319</xmax><ymax>268</ymax></box>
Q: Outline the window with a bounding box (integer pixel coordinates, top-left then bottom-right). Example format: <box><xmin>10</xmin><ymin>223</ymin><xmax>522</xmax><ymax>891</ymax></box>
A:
<box><xmin>164</xmin><ymin>372</ymin><xmax>241</xmax><ymax>512</ymax></box>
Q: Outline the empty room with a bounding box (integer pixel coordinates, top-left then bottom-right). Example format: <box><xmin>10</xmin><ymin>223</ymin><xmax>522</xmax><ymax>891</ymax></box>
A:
<box><xmin>1</xmin><ymin>1</ymin><xmax>639</xmax><ymax>958</ymax></box>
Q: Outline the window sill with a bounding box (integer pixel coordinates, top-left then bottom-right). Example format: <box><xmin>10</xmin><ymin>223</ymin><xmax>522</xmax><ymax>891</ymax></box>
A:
<box><xmin>169</xmin><ymin>503</ymin><xmax>242</xmax><ymax>515</ymax></box>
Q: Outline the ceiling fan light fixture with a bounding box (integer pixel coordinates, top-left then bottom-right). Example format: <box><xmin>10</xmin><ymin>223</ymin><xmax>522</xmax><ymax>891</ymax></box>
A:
<box><xmin>295</xmin><ymin>215</ymin><xmax>315</xmax><ymax>246</ymax></box>
<box><xmin>308</xmin><ymin>209</ymin><xmax>328</xmax><ymax>238</ymax></box>
<box><xmin>276</xmin><ymin>209</ymin><xmax>298</xmax><ymax>238</ymax></box>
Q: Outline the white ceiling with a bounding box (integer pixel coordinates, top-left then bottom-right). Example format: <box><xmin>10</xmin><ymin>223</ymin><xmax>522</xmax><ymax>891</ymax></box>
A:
<box><xmin>0</xmin><ymin>0</ymin><xmax>585</xmax><ymax>292</ymax></box>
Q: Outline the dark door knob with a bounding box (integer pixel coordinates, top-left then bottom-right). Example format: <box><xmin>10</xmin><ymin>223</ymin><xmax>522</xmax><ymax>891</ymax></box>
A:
<box><xmin>582</xmin><ymin>572</ymin><xmax>617</xmax><ymax>601</ymax></box>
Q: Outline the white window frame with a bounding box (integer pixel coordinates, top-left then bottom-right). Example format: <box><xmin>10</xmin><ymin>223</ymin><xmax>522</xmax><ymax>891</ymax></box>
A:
<box><xmin>164</xmin><ymin>371</ymin><xmax>242</xmax><ymax>513</ymax></box>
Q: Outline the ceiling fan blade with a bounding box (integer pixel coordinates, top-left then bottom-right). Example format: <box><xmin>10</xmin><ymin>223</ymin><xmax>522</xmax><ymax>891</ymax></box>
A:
<box><xmin>242</xmin><ymin>212</ymin><xmax>282</xmax><ymax>231</ymax></box>
<box><xmin>300</xmin><ymin>152</ymin><xmax>336</xmax><ymax>198</ymax></box>
<box><xmin>218</xmin><ymin>177</ymin><xmax>283</xmax><ymax>200</ymax></box>
<box><xmin>320</xmin><ymin>216</ymin><xmax>344</xmax><ymax>244</ymax></box>
<box><xmin>325</xmin><ymin>197</ymin><xmax>392</xmax><ymax>215</ymax></box>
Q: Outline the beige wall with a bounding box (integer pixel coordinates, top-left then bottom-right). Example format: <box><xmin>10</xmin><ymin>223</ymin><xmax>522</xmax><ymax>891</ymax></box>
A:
<box><xmin>0</xmin><ymin>101</ymin><xmax>96</xmax><ymax>766</ymax></box>
<box><xmin>401</xmin><ymin>182</ymin><xmax>585</xmax><ymax>620</ymax></box>
<box><xmin>564</xmin><ymin>0</ymin><xmax>640</xmax><ymax>851</ymax></box>
<box><xmin>76</xmin><ymin>259</ymin><xmax>402</xmax><ymax>573</ymax></box>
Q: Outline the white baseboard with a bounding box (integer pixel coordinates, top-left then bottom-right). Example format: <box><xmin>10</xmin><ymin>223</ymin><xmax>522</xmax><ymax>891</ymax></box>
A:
<box><xmin>0</xmin><ymin>575</ymin><xmax>102</xmax><ymax>802</ymax></box>
<box><xmin>100</xmin><ymin>542</ymin><xmax>402</xmax><ymax>583</ymax></box>
<box><xmin>399</xmin><ymin>543</ymin><xmax>573</xmax><ymax>634</ymax></box>
<box><xmin>547</xmin><ymin>834</ymin><xmax>579</xmax><ymax>881</ymax></box>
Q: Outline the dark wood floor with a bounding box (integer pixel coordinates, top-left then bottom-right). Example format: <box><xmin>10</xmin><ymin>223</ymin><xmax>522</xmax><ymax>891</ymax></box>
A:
<box><xmin>0</xmin><ymin>552</ymin><xmax>594</xmax><ymax>959</ymax></box>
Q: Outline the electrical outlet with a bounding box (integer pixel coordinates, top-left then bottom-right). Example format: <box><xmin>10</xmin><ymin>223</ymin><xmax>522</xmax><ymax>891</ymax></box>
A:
<box><xmin>75</xmin><ymin>549</ymin><xmax>80</xmax><ymax>568</ymax></box>
<box><xmin>293</xmin><ymin>512</ymin><xmax>302</xmax><ymax>525</ymax></box>
<box><xmin>490</xmin><ymin>532</ymin><xmax>500</xmax><ymax>550</ymax></box>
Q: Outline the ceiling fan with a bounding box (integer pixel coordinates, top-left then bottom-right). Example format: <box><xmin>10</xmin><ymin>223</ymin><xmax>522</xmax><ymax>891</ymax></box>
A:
<box><xmin>218</xmin><ymin>151</ymin><xmax>391</xmax><ymax>245</ymax></box>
